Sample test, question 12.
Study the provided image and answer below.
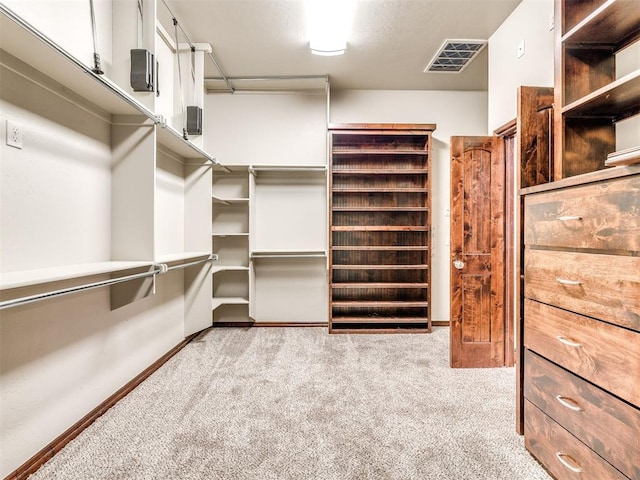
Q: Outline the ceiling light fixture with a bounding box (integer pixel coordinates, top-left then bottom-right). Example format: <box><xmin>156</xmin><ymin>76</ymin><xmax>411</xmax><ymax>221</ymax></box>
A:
<box><xmin>306</xmin><ymin>0</ymin><xmax>354</xmax><ymax>56</ymax></box>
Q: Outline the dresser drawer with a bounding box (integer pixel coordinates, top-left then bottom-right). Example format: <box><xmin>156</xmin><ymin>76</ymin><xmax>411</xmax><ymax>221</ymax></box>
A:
<box><xmin>524</xmin><ymin>249</ymin><xmax>640</xmax><ymax>332</ymax></box>
<box><xmin>524</xmin><ymin>350</ymin><xmax>640</xmax><ymax>479</ymax></box>
<box><xmin>525</xmin><ymin>401</ymin><xmax>628</xmax><ymax>480</ymax></box>
<box><xmin>524</xmin><ymin>175</ymin><xmax>640</xmax><ymax>252</ymax></box>
<box><xmin>524</xmin><ymin>299</ymin><xmax>640</xmax><ymax>407</ymax></box>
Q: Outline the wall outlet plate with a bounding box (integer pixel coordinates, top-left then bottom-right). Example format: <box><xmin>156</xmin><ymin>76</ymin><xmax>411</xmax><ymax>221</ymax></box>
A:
<box><xmin>6</xmin><ymin>120</ymin><xmax>23</xmax><ymax>149</ymax></box>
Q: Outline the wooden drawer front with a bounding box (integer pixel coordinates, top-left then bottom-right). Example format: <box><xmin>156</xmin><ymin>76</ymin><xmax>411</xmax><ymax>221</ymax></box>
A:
<box><xmin>524</xmin><ymin>175</ymin><xmax>640</xmax><ymax>252</ymax></box>
<box><xmin>524</xmin><ymin>299</ymin><xmax>640</xmax><ymax>407</ymax></box>
<box><xmin>524</xmin><ymin>350</ymin><xmax>640</xmax><ymax>479</ymax></box>
<box><xmin>524</xmin><ymin>249</ymin><xmax>640</xmax><ymax>332</ymax></box>
<box><xmin>524</xmin><ymin>401</ymin><xmax>628</xmax><ymax>480</ymax></box>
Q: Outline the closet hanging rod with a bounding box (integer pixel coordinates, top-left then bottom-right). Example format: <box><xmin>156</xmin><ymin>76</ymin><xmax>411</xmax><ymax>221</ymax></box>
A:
<box><xmin>161</xmin><ymin>255</ymin><xmax>216</xmax><ymax>272</ymax></box>
<box><xmin>0</xmin><ymin>5</ymin><xmax>159</xmax><ymax>123</ymax></box>
<box><xmin>0</xmin><ymin>267</ymin><xmax>162</xmax><ymax>311</ymax></box>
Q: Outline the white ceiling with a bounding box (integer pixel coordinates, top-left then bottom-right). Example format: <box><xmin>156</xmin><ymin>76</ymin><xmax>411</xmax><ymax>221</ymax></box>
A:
<box><xmin>160</xmin><ymin>0</ymin><xmax>522</xmax><ymax>92</ymax></box>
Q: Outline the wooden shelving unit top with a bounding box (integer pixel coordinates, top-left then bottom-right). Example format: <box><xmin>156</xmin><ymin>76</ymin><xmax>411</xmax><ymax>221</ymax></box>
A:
<box><xmin>332</xmin><ymin>283</ymin><xmax>429</xmax><ymax>288</ymax></box>
<box><xmin>332</xmin><ymin>226</ymin><xmax>429</xmax><ymax>232</ymax></box>
<box><xmin>331</xmin><ymin>264</ymin><xmax>429</xmax><ymax>270</ymax></box>
<box><xmin>562</xmin><ymin>0</ymin><xmax>640</xmax><ymax>47</ymax></box>
<box><xmin>332</xmin><ymin>301</ymin><xmax>429</xmax><ymax>308</ymax></box>
<box><xmin>331</xmin><ymin>246</ymin><xmax>427</xmax><ymax>251</ymax></box>
<box><xmin>332</xmin><ymin>169</ymin><xmax>427</xmax><ymax>175</ymax></box>
<box><xmin>332</xmin><ymin>207</ymin><xmax>428</xmax><ymax>212</ymax></box>
<box><xmin>332</xmin><ymin>149</ymin><xmax>428</xmax><ymax>155</ymax></box>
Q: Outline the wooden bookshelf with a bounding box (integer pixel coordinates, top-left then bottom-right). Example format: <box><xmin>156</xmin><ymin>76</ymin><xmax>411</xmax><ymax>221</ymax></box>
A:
<box><xmin>328</xmin><ymin>123</ymin><xmax>435</xmax><ymax>333</ymax></box>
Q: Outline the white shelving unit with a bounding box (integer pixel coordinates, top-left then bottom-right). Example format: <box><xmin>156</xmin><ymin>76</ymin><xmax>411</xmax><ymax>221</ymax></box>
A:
<box><xmin>249</xmin><ymin>165</ymin><xmax>328</xmax><ymax>323</ymax></box>
<box><xmin>212</xmin><ymin>165</ymin><xmax>251</xmax><ymax>321</ymax></box>
<box><xmin>0</xmin><ymin>3</ymin><xmax>215</xmax><ymax>334</ymax></box>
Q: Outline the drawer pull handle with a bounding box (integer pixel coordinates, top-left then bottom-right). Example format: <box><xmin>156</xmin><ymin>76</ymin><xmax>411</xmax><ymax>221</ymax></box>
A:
<box><xmin>555</xmin><ymin>452</ymin><xmax>583</xmax><ymax>474</ymax></box>
<box><xmin>556</xmin><ymin>336</ymin><xmax>582</xmax><ymax>348</ymax></box>
<box><xmin>557</xmin><ymin>215</ymin><xmax>582</xmax><ymax>221</ymax></box>
<box><xmin>555</xmin><ymin>395</ymin><xmax>583</xmax><ymax>412</ymax></box>
<box><xmin>556</xmin><ymin>277</ymin><xmax>583</xmax><ymax>286</ymax></box>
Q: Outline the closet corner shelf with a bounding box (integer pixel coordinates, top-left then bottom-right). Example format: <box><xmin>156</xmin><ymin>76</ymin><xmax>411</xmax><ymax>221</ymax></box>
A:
<box><xmin>212</xmin><ymin>232</ymin><xmax>249</xmax><ymax>237</ymax></box>
<box><xmin>212</xmin><ymin>297</ymin><xmax>249</xmax><ymax>311</ymax></box>
<box><xmin>0</xmin><ymin>261</ymin><xmax>154</xmax><ymax>291</ymax></box>
<box><xmin>250</xmin><ymin>250</ymin><xmax>327</xmax><ymax>259</ymax></box>
<box><xmin>561</xmin><ymin>69</ymin><xmax>640</xmax><ymax>120</ymax></box>
<box><xmin>212</xmin><ymin>195</ymin><xmax>250</xmax><ymax>205</ymax></box>
<box><xmin>212</xmin><ymin>265</ymin><xmax>250</xmax><ymax>274</ymax></box>
<box><xmin>561</xmin><ymin>0</ymin><xmax>640</xmax><ymax>46</ymax></box>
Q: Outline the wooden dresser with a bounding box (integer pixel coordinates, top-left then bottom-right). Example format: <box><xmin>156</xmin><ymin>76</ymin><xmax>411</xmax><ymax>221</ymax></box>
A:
<box><xmin>521</xmin><ymin>165</ymin><xmax>640</xmax><ymax>480</ymax></box>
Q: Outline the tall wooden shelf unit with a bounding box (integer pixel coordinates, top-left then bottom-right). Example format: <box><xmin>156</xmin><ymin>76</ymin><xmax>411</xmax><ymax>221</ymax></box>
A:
<box><xmin>521</xmin><ymin>1</ymin><xmax>640</xmax><ymax>478</ymax></box>
<box><xmin>329</xmin><ymin>124</ymin><xmax>436</xmax><ymax>333</ymax></box>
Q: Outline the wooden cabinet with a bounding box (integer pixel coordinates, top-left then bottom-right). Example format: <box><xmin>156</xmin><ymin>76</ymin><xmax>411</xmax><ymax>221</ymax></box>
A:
<box><xmin>554</xmin><ymin>0</ymin><xmax>640</xmax><ymax>178</ymax></box>
<box><xmin>521</xmin><ymin>4</ymin><xmax>640</xmax><ymax>476</ymax></box>
<box><xmin>328</xmin><ymin>124</ymin><xmax>435</xmax><ymax>333</ymax></box>
<box><xmin>522</xmin><ymin>166</ymin><xmax>640</xmax><ymax>480</ymax></box>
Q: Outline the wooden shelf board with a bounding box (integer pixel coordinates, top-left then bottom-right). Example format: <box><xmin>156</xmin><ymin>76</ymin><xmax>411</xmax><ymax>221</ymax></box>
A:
<box><xmin>332</xmin><ymin>188</ymin><xmax>428</xmax><ymax>193</ymax></box>
<box><xmin>332</xmin><ymin>226</ymin><xmax>428</xmax><ymax>232</ymax></box>
<box><xmin>331</xmin><ymin>317</ymin><xmax>429</xmax><ymax>324</ymax></box>
<box><xmin>332</xmin><ymin>283</ymin><xmax>428</xmax><ymax>288</ymax></box>
<box><xmin>212</xmin><ymin>297</ymin><xmax>249</xmax><ymax>311</ymax></box>
<box><xmin>332</xmin><ymin>301</ymin><xmax>428</xmax><ymax>307</ymax></box>
<box><xmin>332</xmin><ymin>169</ymin><xmax>427</xmax><ymax>175</ymax></box>
<box><xmin>332</xmin><ymin>149</ymin><xmax>428</xmax><ymax>155</ymax></box>
<box><xmin>156</xmin><ymin>252</ymin><xmax>211</xmax><ymax>265</ymax></box>
<box><xmin>331</xmin><ymin>246</ymin><xmax>427</xmax><ymax>251</ymax></box>
<box><xmin>1</xmin><ymin>261</ymin><xmax>154</xmax><ymax>291</ymax></box>
<box><xmin>562</xmin><ymin>0</ymin><xmax>640</xmax><ymax>48</ymax></box>
<box><xmin>332</xmin><ymin>264</ymin><xmax>429</xmax><ymax>270</ymax></box>
<box><xmin>332</xmin><ymin>207</ymin><xmax>428</xmax><ymax>212</ymax></box>
<box><xmin>562</xmin><ymin>69</ymin><xmax>640</xmax><ymax>120</ymax></box>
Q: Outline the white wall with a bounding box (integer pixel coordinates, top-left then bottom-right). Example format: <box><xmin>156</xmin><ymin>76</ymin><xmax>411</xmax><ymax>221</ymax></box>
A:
<box><xmin>487</xmin><ymin>0</ymin><xmax>554</xmax><ymax>132</ymax></box>
<box><xmin>206</xmin><ymin>92</ymin><xmax>327</xmax><ymax>166</ymax></box>
<box><xmin>330</xmin><ymin>89</ymin><xmax>488</xmax><ymax>322</ymax></box>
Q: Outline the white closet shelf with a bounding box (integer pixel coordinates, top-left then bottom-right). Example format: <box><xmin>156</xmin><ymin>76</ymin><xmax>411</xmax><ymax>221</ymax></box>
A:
<box><xmin>212</xmin><ymin>266</ymin><xmax>250</xmax><ymax>274</ymax></box>
<box><xmin>249</xmin><ymin>165</ymin><xmax>327</xmax><ymax>177</ymax></box>
<box><xmin>0</xmin><ymin>261</ymin><xmax>154</xmax><ymax>291</ymax></box>
<box><xmin>212</xmin><ymin>232</ymin><xmax>250</xmax><ymax>237</ymax></box>
<box><xmin>212</xmin><ymin>297</ymin><xmax>249</xmax><ymax>311</ymax></box>
<box><xmin>155</xmin><ymin>252</ymin><xmax>213</xmax><ymax>266</ymax></box>
<box><xmin>212</xmin><ymin>195</ymin><xmax>250</xmax><ymax>205</ymax></box>
<box><xmin>156</xmin><ymin>125</ymin><xmax>216</xmax><ymax>163</ymax></box>
<box><xmin>0</xmin><ymin>8</ymin><xmax>216</xmax><ymax>165</ymax></box>
<box><xmin>0</xmin><ymin>7</ymin><xmax>153</xmax><ymax>118</ymax></box>
<box><xmin>251</xmin><ymin>250</ymin><xmax>327</xmax><ymax>259</ymax></box>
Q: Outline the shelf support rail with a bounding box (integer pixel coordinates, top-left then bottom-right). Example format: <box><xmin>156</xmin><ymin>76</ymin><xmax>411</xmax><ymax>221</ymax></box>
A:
<box><xmin>0</xmin><ymin>267</ymin><xmax>162</xmax><ymax>311</ymax></box>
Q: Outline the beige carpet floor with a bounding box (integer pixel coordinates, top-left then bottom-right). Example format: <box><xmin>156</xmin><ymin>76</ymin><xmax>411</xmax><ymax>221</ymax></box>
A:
<box><xmin>29</xmin><ymin>327</ymin><xmax>550</xmax><ymax>479</ymax></box>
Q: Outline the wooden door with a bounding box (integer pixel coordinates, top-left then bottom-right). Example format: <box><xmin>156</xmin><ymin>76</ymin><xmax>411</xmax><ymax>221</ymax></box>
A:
<box><xmin>450</xmin><ymin>136</ymin><xmax>505</xmax><ymax>368</ymax></box>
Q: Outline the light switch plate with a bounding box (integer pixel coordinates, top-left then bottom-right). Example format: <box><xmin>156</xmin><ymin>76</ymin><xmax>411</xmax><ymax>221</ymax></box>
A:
<box><xmin>517</xmin><ymin>40</ymin><xmax>525</xmax><ymax>58</ymax></box>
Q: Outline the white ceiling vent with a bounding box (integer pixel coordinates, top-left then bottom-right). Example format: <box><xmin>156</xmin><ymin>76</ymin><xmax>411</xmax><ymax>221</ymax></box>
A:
<box><xmin>424</xmin><ymin>40</ymin><xmax>487</xmax><ymax>73</ymax></box>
